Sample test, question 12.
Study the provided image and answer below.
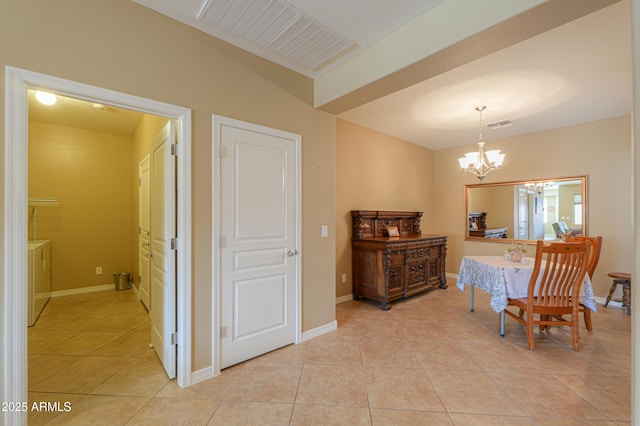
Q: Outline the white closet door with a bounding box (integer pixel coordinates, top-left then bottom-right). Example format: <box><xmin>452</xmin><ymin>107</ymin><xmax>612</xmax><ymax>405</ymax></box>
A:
<box><xmin>150</xmin><ymin>122</ymin><xmax>176</xmax><ymax>379</ymax></box>
<box><xmin>218</xmin><ymin>120</ymin><xmax>299</xmax><ymax>369</ymax></box>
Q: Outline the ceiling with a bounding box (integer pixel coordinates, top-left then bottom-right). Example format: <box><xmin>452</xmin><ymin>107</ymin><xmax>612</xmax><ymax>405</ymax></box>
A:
<box><xmin>338</xmin><ymin>1</ymin><xmax>631</xmax><ymax>149</ymax></box>
<box><xmin>130</xmin><ymin>0</ymin><xmax>631</xmax><ymax>150</ymax></box>
<box><xmin>131</xmin><ymin>0</ymin><xmax>447</xmax><ymax>78</ymax></box>
<box><xmin>29</xmin><ymin>1</ymin><xmax>631</xmax><ymax>152</ymax></box>
<box><xmin>28</xmin><ymin>90</ymin><xmax>144</xmax><ymax>137</ymax></box>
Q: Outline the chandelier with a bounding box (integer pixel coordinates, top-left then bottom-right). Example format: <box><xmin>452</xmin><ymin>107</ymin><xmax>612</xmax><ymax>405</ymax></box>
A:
<box><xmin>525</xmin><ymin>181</ymin><xmax>555</xmax><ymax>194</ymax></box>
<box><xmin>457</xmin><ymin>106</ymin><xmax>505</xmax><ymax>181</ymax></box>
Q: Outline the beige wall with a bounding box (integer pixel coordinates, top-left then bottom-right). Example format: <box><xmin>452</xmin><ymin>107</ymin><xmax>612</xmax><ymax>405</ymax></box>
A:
<box><xmin>29</xmin><ymin>112</ymin><xmax>170</xmax><ymax>295</ymax></box>
<box><xmin>558</xmin><ymin>184</ymin><xmax>582</xmax><ymax>229</ymax></box>
<box><xmin>434</xmin><ymin>115</ymin><xmax>632</xmax><ymax>297</ymax></box>
<box><xmin>489</xmin><ymin>186</ymin><xmax>515</xmax><ymax>237</ymax></box>
<box><xmin>468</xmin><ymin>186</ymin><xmax>515</xmax><ymax>237</ymax></box>
<box><xmin>337</xmin><ymin>115</ymin><xmax>631</xmax><ymax>300</ymax></box>
<box><xmin>28</xmin><ymin>121</ymin><xmax>133</xmax><ymax>291</ymax></box>
<box><xmin>131</xmin><ymin>114</ymin><xmax>170</xmax><ymax>291</ymax></box>
<box><xmin>6</xmin><ymin>0</ymin><xmax>632</xmax><ymax>377</ymax></box>
<box><xmin>2</xmin><ymin>0</ymin><xmax>336</xmax><ymax>371</ymax></box>
<box><xmin>336</xmin><ymin>119</ymin><xmax>434</xmax><ymax>298</ymax></box>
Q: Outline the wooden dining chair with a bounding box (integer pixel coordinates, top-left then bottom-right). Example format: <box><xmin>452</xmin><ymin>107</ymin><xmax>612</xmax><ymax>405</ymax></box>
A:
<box><xmin>565</xmin><ymin>235</ymin><xmax>603</xmax><ymax>330</ymax></box>
<box><xmin>502</xmin><ymin>240</ymin><xmax>590</xmax><ymax>351</ymax></box>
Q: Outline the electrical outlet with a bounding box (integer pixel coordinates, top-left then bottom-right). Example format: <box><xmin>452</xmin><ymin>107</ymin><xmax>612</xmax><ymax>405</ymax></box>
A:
<box><xmin>321</xmin><ymin>225</ymin><xmax>328</xmax><ymax>238</ymax></box>
<box><xmin>341</xmin><ymin>273</ymin><xmax>347</xmax><ymax>283</ymax></box>
<box><xmin>96</xmin><ymin>266</ymin><xmax>102</xmax><ymax>275</ymax></box>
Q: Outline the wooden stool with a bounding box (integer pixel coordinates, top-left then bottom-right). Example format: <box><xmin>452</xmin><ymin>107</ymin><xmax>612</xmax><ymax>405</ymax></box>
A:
<box><xmin>604</xmin><ymin>272</ymin><xmax>631</xmax><ymax>315</ymax></box>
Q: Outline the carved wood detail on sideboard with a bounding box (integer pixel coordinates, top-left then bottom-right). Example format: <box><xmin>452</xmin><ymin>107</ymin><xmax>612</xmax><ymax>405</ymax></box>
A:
<box><xmin>351</xmin><ymin>210</ymin><xmax>447</xmax><ymax>310</ymax></box>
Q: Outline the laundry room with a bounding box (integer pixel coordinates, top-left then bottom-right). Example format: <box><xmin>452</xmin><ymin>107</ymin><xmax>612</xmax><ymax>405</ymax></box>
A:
<box><xmin>27</xmin><ymin>90</ymin><xmax>169</xmax><ymax>321</ymax></box>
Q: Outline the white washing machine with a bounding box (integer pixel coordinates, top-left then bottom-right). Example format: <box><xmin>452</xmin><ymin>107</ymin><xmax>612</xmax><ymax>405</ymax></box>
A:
<box><xmin>28</xmin><ymin>240</ymin><xmax>52</xmax><ymax>326</ymax></box>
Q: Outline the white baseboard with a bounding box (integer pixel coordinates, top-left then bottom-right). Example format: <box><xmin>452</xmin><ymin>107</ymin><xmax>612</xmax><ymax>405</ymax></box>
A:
<box><xmin>336</xmin><ymin>294</ymin><xmax>353</xmax><ymax>304</ymax></box>
<box><xmin>301</xmin><ymin>320</ymin><xmax>337</xmax><ymax>342</ymax></box>
<box><xmin>190</xmin><ymin>365</ymin><xmax>215</xmax><ymax>386</ymax></box>
<box><xmin>594</xmin><ymin>296</ymin><xmax>624</xmax><ymax>308</ymax></box>
<box><xmin>50</xmin><ymin>283</ymin><xmax>118</xmax><ymax>298</ymax></box>
<box><xmin>191</xmin><ymin>322</ymin><xmax>337</xmax><ymax>388</ymax></box>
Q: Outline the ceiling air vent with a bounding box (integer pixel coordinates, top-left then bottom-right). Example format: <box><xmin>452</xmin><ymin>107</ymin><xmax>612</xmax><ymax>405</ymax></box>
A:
<box><xmin>487</xmin><ymin>120</ymin><xmax>514</xmax><ymax>130</ymax></box>
<box><xmin>197</xmin><ymin>0</ymin><xmax>354</xmax><ymax>72</ymax></box>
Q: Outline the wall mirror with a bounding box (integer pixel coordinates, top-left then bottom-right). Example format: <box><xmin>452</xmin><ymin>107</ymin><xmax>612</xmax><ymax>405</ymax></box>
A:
<box><xmin>465</xmin><ymin>176</ymin><xmax>588</xmax><ymax>242</ymax></box>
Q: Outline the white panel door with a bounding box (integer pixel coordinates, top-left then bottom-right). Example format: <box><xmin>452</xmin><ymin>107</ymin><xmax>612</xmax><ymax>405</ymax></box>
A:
<box><xmin>139</xmin><ymin>154</ymin><xmax>151</xmax><ymax>310</ymax></box>
<box><xmin>219</xmin><ymin>123</ymin><xmax>298</xmax><ymax>369</ymax></box>
<box><xmin>518</xmin><ymin>189</ymin><xmax>529</xmax><ymax>239</ymax></box>
<box><xmin>150</xmin><ymin>122</ymin><xmax>176</xmax><ymax>378</ymax></box>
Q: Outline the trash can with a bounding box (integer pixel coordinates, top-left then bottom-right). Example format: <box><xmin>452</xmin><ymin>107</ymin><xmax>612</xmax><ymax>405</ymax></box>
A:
<box><xmin>113</xmin><ymin>272</ymin><xmax>130</xmax><ymax>291</ymax></box>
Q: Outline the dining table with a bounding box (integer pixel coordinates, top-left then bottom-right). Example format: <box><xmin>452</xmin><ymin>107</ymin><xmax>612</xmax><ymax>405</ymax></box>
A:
<box><xmin>456</xmin><ymin>255</ymin><xmax>597</xmax><ymax>336</ymax></box>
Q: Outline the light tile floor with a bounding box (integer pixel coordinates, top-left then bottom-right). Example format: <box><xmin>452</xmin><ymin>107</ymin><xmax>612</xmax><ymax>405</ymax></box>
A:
<box><xmin>28</xmin><ymin>279</ymin><xmax>631</xmax><ymax>425</ymax></box>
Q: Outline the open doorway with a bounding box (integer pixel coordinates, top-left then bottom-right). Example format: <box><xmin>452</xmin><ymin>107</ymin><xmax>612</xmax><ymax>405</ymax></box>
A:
<box><xmin>28</xmin><ymin>91</ymin><xmax>156</xmax><ymax>305</ymax></box>
<box><xmin>3</xmin><ymin>67</ymin><xmax>193</xmax><ymax>421</ymax></box>
<box><xmin>27</xmin><ymin>89</ymin><xmax>173</xmax><ymax>383</ymax></box>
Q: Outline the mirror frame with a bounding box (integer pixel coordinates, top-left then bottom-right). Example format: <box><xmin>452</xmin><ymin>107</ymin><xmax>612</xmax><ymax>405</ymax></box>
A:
<box><xmin>464</xmin><ymin>175</ymin><xmax>588</xmax><ymax>243</ymax></box>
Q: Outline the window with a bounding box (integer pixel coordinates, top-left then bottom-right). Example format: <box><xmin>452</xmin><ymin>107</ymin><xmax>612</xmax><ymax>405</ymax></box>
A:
<box><xmin>574</xmin><ymin>194</ymin><xmax>583</xmax><ymax>225</ymax></box>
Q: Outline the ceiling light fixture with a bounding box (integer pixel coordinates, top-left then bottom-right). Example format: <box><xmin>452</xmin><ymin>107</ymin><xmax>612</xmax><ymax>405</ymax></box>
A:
<box><xmin>35</xmin><ymin>91</ymin><xmax>57</xmax><ymax>106</ymax></box>
<box><xmin>525</xmin><ymin>181</ymin><xmax>555</xmax><ymax>195</ymax></box>
<box><xmin>457</xmin><ymin>106</ymin><xmax>505</xmax><ymax>181</ymax></box>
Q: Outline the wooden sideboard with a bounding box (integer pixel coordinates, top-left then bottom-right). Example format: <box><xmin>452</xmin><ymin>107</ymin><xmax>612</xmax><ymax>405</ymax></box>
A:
<box><xmin>468</xmin><ymin>211</ymin><xmax>487</xmax><ymax>229</ymax></box>
<box><xmin>351</xmin><ymin>210</ymin><xmax>447</xmax><ymax>310</ymax></box>
<box><xmin>468</xmin><ymin>211</ymin><xmax>507</xmax><ymax>239</ymax></box>
<box><xmin>469</xmin><ymin>228</ymin><xmax>508</xmax><ymax>238</ymax></box>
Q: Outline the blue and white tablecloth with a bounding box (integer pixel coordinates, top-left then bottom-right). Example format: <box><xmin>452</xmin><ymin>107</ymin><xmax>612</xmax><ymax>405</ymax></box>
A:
<box><xmin>456</xmin><ymin>255</ymin><xmax>597</xmax><ymax>313</ymax></box>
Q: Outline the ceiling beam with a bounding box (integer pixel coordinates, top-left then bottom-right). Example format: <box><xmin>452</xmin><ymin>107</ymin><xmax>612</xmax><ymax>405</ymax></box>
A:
<box><xmin>315</xmin><ymin>0</ymin><xmax>621</xmax><ymax>114</ymax></box>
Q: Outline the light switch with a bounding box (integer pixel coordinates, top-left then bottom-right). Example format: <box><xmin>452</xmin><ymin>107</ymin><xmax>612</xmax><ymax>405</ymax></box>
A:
<box><xmin>321</xmin><ymin>225</ymin><xmax>328</xmax><ymax>238</ymax></box>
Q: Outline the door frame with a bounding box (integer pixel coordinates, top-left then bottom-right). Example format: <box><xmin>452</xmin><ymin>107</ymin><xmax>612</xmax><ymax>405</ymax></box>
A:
<box><xmin>3</xmin><ymin>66</ymin><xmax>193</xmax><ymax>420</ymax></box>
<box><xmin>211</xmin><ymin>114</ymin><xmax>302</xmax><ymax>376</ymax></box>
